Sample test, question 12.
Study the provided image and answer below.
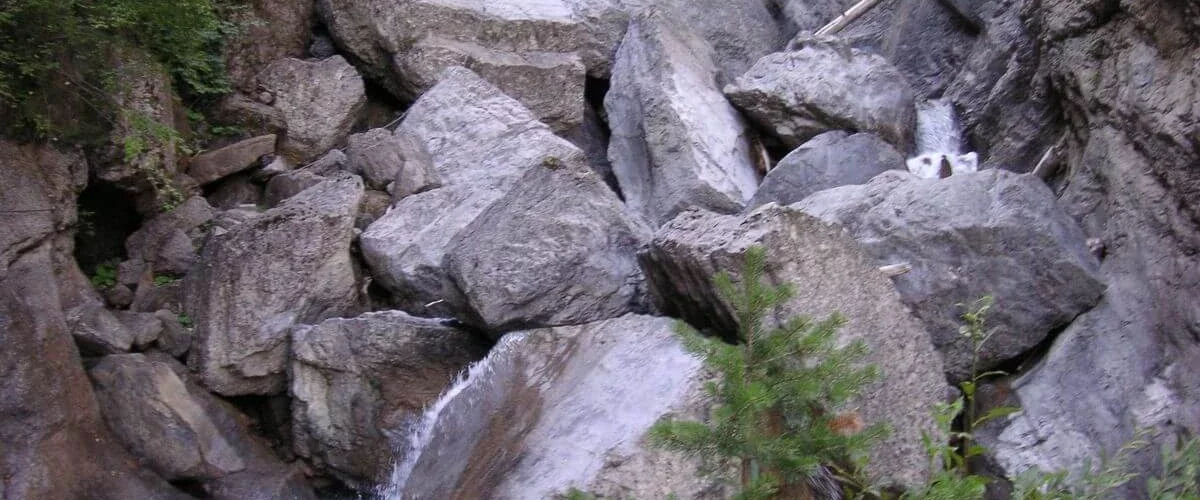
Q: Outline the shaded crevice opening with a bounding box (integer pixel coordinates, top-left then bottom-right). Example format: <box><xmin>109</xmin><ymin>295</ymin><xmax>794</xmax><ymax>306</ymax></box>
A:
<box><xmin>573</xmin><ymin>76</ymin><xmax>623</xmax><ymax>199</ymax></box>
<box><xmin>354</xmin><ymin>77</ymin><xmax>410</xmax><ymax>133</ymax></box>
<box><xmin>74</xmin><ymin>180</ymin><xmax>142</xmax><ymax>275</ymax></box>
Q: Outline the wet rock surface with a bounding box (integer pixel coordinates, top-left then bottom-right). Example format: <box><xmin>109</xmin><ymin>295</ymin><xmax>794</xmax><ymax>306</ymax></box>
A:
<box><xmin>290</xmin><ymin>311</ymin><xmax>488</xmax><ymax>488</ymax></box>
<box><xmin>398</xmin><ymin>314</ymin><xmax>713</xmax><ymax>499</ymax></box>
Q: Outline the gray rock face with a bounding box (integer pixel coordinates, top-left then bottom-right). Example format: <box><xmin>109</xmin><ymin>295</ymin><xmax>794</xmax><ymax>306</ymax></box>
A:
<box><xmin>725</xmin><ymin>40</ymin><xmax>917</xmax><ymax>151</ymax></box>
<box><xmin>362</xmin><ymin>67</ymin><xmax>639</xmax><ymax>329</ymax></box>
<box><xmin>605</xmin><ymin>18</ymin><xmax>760</xmax><ymax>226</ymax></box>
<box><xmin>839</xmin><ymin>0</ymin><xmax>977</xmax><ymax>98</ymax></box>
<box><xmin>446</xmin><ymin>155</ymin><xmax>649</xmax><ymax>332</ymax></box>
<box><xmin>185</xmin><ymin>174</ymin><xmax>364</xmax><ymax>395</ymax></box>
<box><xmin>0</xmin><ymin>141</ymin><xmax>87</xmax><ymax>272</ymax></box>
<box><xmin>796</xmin><ymin>170</ymin><xmax>1104</xmax><ymax>380</ymax></box>
<box><xmin>1</xmin><ymin>142</ymin><xmax>184</xmax><ymax>499</ymax></box>
<box><xmin>942</xmin><ymin>0</ymin><xmax>1061</xmax><ymax>172</ymax></box>
<box><xmin>749</xmin><ymin>131</ymin><xmax>903</xmax><ymax>208</ymax></box>
<box><xmin>259</xmin><ymin>56</ymin><xmax>366</xmax><ymax>161</ymax></box>
<box><xmin>979</xmin><ymin>0</ymin><xmax>1200</xmax><ymax>475</ymax></box>
<box><xmin>778</xmin><ymin>0</ymin><xmax>855</xmax><ymax>32</ymax></box>
<box><xmin>317</xmin><ymin>0</ymin><xmax>625</xmax><ymax>131</ymax></box>
<box><xmin>187</xmin><ymin>135</ymin><xmax>277</xmax><ymax>185</ymax></box>
<box><xmin>396</xmin><ymin>314</ymin><xmax>717</xmax><ymax>499</ymax></box>
<box><xmin>639</xmin><ymin>205</ymin><xmax>947</xmax><ymax>488</ymax></box>
<box><xmin>290</xmin><ymin>311</ymin><xmax>488</xmax><ymax>488</ymax></box>
<box><xmin>90</xmin><ymin>353</ymin><xmax>317</xmax><ymax>499</ymax></box>
<box><xmin>647</xmin><ymin>0</ymin><xmax>788</xmax><ymax>82</ymax></box>
<box><xmin>222</xmin><ymin>0</ymin><xmax>315</xmax><ymax>93</ymax></box>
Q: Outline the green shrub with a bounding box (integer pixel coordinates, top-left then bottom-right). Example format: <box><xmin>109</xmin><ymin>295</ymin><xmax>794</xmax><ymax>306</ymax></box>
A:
<box><xmin>0</xmin><ymin>0</ymin><xmax>236</xmax><ymax>139</ymax></box>
<box><xmin>89</xmin><ymin>260</ymin><xmax>118</xmax><ymax>289</ymax></box>
<box><xmin>649</xmin><ymin>246</ymin><xmax>885</xmax><ymax>500</ymax></box>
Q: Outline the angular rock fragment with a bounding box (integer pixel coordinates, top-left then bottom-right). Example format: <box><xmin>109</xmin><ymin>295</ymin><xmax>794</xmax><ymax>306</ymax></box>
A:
<box><xmin>259</xmin><ymin>56</ymin><xmax>366</xmax><ymax>161</ymax></box>
<box><xmin>187</xmin><ymin>134</ymin><xmax>276</xmax><ymax>185</ymax></box>
<box><xmin>606</xmin><ymin>19</ymin><xmax>760</xmax><ymax>226</ymax></box>
<box><xmin>186</xmin><ymin>174</ymin><xmax>364</xmax><ymax>395</ymax></box>
<box><xmin>725</xmin><ymin>41</ymin><xmax>917</xmax><ymax>151</ymax></box>
<box><xmin>363</xmin><ymin>67</ymin><xmax>643</xmax><ymax>332</ymax></box>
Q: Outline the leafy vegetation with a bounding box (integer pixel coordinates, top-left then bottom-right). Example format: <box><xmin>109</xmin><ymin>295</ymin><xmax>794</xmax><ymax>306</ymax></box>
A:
<box><xmin>649</xmin><ymin>246</ymin><xmax>886</xmax><ymax>500</ymax></box>
<box><xmin>89</xmin><ymin>260</ymin><xmax>118</xmax><ymax>289</ymax></box>
<box><xmin>0</xmin><ymin>0</ymin><xmax>237</xmax><ymax>140</ymax></box>
<box><xmin>152</xmin><ymin>274</ymin><xmax>179</xmax><ymax>287</ymax></box>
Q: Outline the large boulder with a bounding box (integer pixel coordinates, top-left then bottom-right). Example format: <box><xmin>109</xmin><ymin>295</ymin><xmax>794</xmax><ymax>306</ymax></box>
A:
<box><xmin>317</xmin><ymin>0</ymin><xmax>626</xmax><ymax>132</ymax></box>
<box><xmin>290</xmin><ymin>311</ymin><xmax>489</xmax><ymax>488</ymax></box>
<box><xmin>259</xmin><ymin>56</ymin><xmax>366</xmax><ymax>161</ymax></box>
<box><xmin>639</xmin><ymin>205</ymin><xmax>947</xmax><ymax>488</ymax></box>
<box><xmin>725</xmin><ymin>40</ymin><xmax>917</xmax><ymax>152</ymax></box>
<box><xmin>362</xmin><ymin>67</ymin><xmax>643</xmax><ymax>331</ymax></box>
<box><xmin>605</xmin><ymin>18</ymin><xmax>760</xmax><ymax>226</ymax></box>
<box><xmin>445</xmin><ymin>156</ymin><xmax>649</xmax><ymax>332</ymax></box>
<box><xmin>90</xmin><ymin>353</ymin><xmax>317</xmax><ymax>499</ymax></box>
<box><xmin>185</xmin><ymin>174</ymin><xmax>364</xmax><ymax>396</ymax></box>
<box><xmin>392</xmin><ymin>314</ymin><xmax>720</xmax><ymax>499</ymax></box>
<box><xmin>796</xmin><ymin>170</ymin><xmax>1104</xmax><ymax>379</ymax></box>
<box><xmin>749</xmin><ymin>131</ymin><xmax>904</xmax><ymax>208</ymax></box>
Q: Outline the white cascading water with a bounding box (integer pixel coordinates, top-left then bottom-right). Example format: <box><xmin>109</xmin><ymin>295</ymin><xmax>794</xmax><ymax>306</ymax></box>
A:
<box><xmin>374</xmin><ymin>332</ymin><xmax>528</xmax><ymax>499</ymax></box>
<box><xmin>906</xmin><ymin>98</ymin><xmax>979</xmax><ymax>179</ymax></box>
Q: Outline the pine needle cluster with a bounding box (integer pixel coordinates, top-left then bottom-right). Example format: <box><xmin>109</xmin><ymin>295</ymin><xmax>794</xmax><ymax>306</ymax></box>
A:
<box><xmin>650</xmin><ymin>246</ymin><xmax>887</xmax><ymax>500</ymax></box>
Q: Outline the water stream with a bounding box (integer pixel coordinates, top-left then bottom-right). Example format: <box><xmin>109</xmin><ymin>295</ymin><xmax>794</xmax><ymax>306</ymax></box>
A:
<box><xmin>907</xmin><ymin>98</ymin><xmax>978</xmax><ymax>178</ymax></box>
<box><xmin>375</xmin><ymin>332</ymin><xmax>528</xmax><ymax>499</ymax></box>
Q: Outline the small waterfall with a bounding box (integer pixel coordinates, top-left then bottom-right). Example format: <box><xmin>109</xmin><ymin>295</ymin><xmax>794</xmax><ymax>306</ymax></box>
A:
<box><xmin>907</xmin><ymin>98</ymin><xmax>978</xmax><ymax>178</ymax></box>
<box><xmin>915</xmin><ymin>98</ymin><xmax>963</xmax><ymax>155</ymax></box>
<box><xmin>375</xmin><ymin>332</ymin><xmax>528</xmax><ymax>499</ymax></box>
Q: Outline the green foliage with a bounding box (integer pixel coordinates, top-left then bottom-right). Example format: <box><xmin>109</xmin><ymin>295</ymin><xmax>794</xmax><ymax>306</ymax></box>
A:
<box><xmin>561</xmin><ymin>489</ymin><xmax>598</xmax><ymax>500</ymax></box>
<box><xmin>121</xmin><ymin>109</ymin><xmax>186</xmax><ymax>211</ymax></box>
<box><xmin>1149</xmin><ymin>435</ymin><xmax>1200</xmax><ymax>500</ymax></box>
<box><xmin>0</xmin><ymin>0</ymin><xmax>235</xmax><ymax>139</ymax></box>
<box><xmin>177</xmin><ymin>313</ymin><xmax>193</xmax><ymax>329</ymax></box>
<box><xmin>152</xmin><ymin>274</ymin><xmax>179</xmax><ymax>287</ymax></box>
<box><xmin>649</xmin><ymin>246</ymin><xmax>885</xmax><ymax>499</ymax></box>
<box><xmin>89</xmin><ymin>260</ymin><xmax>118</xmax><ymax>289</ymax></box>
<box><xmin>1010</xmin><ymin>431</ymin><xmax>1149</xmax><ymax>500</ymax></box>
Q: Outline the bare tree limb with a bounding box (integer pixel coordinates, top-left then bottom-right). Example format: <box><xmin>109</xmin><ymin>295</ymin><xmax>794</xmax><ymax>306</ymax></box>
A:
<box><xmin>815</xmin><ymin>0</ymin><xmax>888</xmax><ymax>36</ymax></box>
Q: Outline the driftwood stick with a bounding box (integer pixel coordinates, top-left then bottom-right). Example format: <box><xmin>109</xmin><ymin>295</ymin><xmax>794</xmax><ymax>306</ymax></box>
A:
<box><xmin>815</xmin><ymin>0</ymin><xmax>888</xmax><ymax>36</ymax></box>
<box><xmin>1032</xmin><ymin>132</ymin><xmax>1069</xmax><ymax>180</ymax></box>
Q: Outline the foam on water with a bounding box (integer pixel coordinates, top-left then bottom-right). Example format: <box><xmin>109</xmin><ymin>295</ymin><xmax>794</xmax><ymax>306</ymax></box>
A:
<box><xmin>907</xmin><ymin>98</ymin><xmax>979</xmax><ymax>179</ymax></box>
